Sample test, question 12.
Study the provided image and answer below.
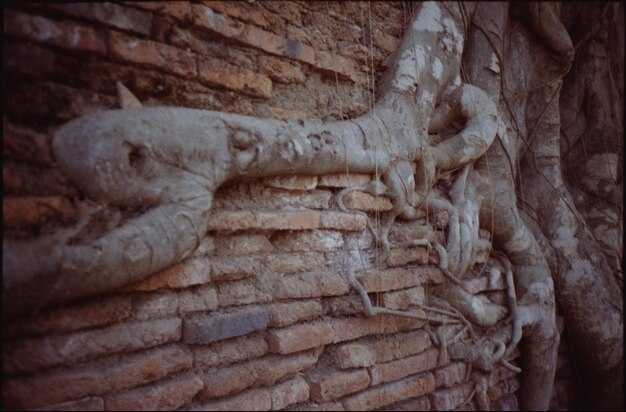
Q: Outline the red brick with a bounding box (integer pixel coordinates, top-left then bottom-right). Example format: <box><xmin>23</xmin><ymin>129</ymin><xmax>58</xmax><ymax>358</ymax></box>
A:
<box><xmin>4</xmin><ymin>295</ymin><xmax>131</xmax><ymax>338</ymax></box>
<box><xmin>370</xmin><ymin>348</ymin><xmax>439</xmax><ymax>385</ymax></box>
<box><xmin>268</xmin><ymin>106</ymin><xmax>308</xmax><ymax>121</ymax></box>
<box><xmin>191</xmin><ymin>237</ymin><xmax>216</xmax><ymax>257</ymax></box>
<box><xmin>265</xmin><ymin>252</ymin><xmax>326</xmax><ymax>273</ymax></box>
<box><xmin>381</xmin><ymin>287</ymin><xmax>425</xmax><ymax>310</ymax></box>
<box><xmin>207</xmin><ymin>210</ymin><xmax>321</xmax><ymax>232</ymax></box>
<box><xmin>293</xmin><ymin>402</ymin><xmax>345</xmax><ymax>411</ymax></box>
<box><xmin>260</xmin><ymin>55</ymin><xmax>306</xmax><ymax>84</ymax></box>
<box><xmin>191</xmin><ymin>388</ymin><xmax>271</xmax><ymax>411</ymax></box>
<box><xmin>32</xmin><ymin>397</ymin><xmax>104</xmax><ymax>411</ymax></box>
<box><xmin>202</xmin><ymin>1</ymin><xmax>271</xmax><ymax>29</ymax></box>
<box><xmin>389</xmin><ymin>222</ymin><xmax>438</xmax><ymax>244</ymax></box>
<box><xmin>3</xmin><ymin>345</ymin><xmax>192</xmax><ymax>409</ymax></box>
<box><xmin>198</xmin><ymin>350</ymin><xmax>319</xmax><ymax>399</ymax></box>
<box><xmin>387</xmin><ymin>247</ymin><xmax>430</xmax><ymax>267</ymax></box>
<box><xmin>213</xmin><ymin>234</ymin><xmax>275</xmax><ymax>256</ymax></box>
<box><xmin>4</xmin><ymin>318</ymin><xmax>181</xmax><ymax>374</ymax></box>
<box><xmin>315</xmin><ymin>50</ymin><xmax>359</xmax><ymax>82</ymax></box>
<box><xmin>342</xmin><ymin>191</ymin><xmax>393</xmax><ymax>212</ymax></box>
<box><xmin>49</xmin><ymin>3</ymin><xmax>152</xmax><ymax>35</ymax></box>
<box><xmin>198</xmin><ymin>55</ymin><xmax>272</xmax><ymax>99</ymax></box>
<box><xmin>434</xmin><ymin>362</ymin><xmax>468</xmax><ymax>388</ymax></box>
<box><xmin>391</xmin><ymin>395</ymin><xmax>431</xmax><ymax>411</ymax></box>
<box><xmin>429</xmin><ymin>382</ymin><xmax>474</xmax><ymax>411</ymax></box>
<box><xmin>3</xmin><ymin>196</ymin><xmax>74</xmax><ymax>229</ymax></box>
<box><xmin>342</xmin><ymin>372</ymin><xmax>435</xmax><ymax>411</ymax></box>
<box><xmin>192</xmin><ymin>5</ymin><xmax>315</xmax><ymax>65</ymax></box>
<box><xmin>105</xmin><ymin>372</ymin><xmax>203</xmax><ymax>411</ymax></box>
<box><xmin>323</xmin><ymin>295</ymin><xmax>364</xmax><ymax>317</ymax></box>
<box><xmin>4</xmin><ymin>10</ymin><xmax>106</xmax><ymax>53</ymax></box>
<box><xmin>211</xmin><ymin>256</ymin><xmax>263</xmax><ymax>281</ymax></box>
<box><xmin>193</xmin><ymin>332</ymin><xmax>268</xmax><ymax>370</ymax></box>
<box><xmin>267</xmin><ymin>314</ymin><xmax>425</xmax><ymax>354</ymax></box>
<box><xmin>271</xmin><ymin>376</ymin><xmax>310</xmax><ymax>410</ymax></box>
<box><xmin>131</xmin><ymin>287</ymin><xmax>218</xmax><ymax>320</ymax></box>
<box><xmin>122</xmin><ymin>257</ymin><xmax>211</xmax><ymax>292</ymax></box>
<box><xmin>264</xmin><ymin>175</ymin><xmax>317</xmax><ymax>190</ymax></box>
<box><xmin>269</xmin><ymin>271</ymin><xmax>350</xmax><ymax>300</ymax></box>
<box><xmin>318</xmin><ymin>173</ymin><xmax>371</xmax><ymax>188</ymax></box>
<box><xmin>183</xmin><ymin>307</ymin><xmax>269</xmax><ymax>344</ymax></box>
<box><xmin>320</xmin><ymin>211</ymin><xmax>368</xmax><ymax>231</ymax></box>
<box><xmin>266</xmin><ymin>300</ymin><xmax>323</xmax><ymax>328</ymax></box>
<box><xmin>356</xmin><ymin>266</ymin><xmax>443</xmax><ymax>293</ymax></box>
<box><xmin>272</xmin><ymin>230</ymin><xmax>343</xmax><ymax>252</ymax></box>
<box><xmin>128</xmin><ymin>1</ymin><xmax>192</xmax><ymax>21</ymax></box>
<box><xmin>217</xmin><ymin>279</ymin><xmax>261</xmax><ymax>307</ymax></box>
<box><xmin>308</xmin><ymin>369</ymin><xmax>370</xmax><ymax>402</ymax></box>
<box><xmin>334</xmin><ymin>330</ymin><xmax>431</xmax><ymax>369</ymax></box>
<box><xmin>108</xmin><ymin>31</ymin><xmax>196</xmax><ymax>78</ymax></box>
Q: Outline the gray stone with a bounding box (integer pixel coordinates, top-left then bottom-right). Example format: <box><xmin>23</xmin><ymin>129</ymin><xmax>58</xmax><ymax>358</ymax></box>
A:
<box><xmin>183</xmin><ymin>308</ymin><xmax>269</xmax><ymax>344</ymax></box>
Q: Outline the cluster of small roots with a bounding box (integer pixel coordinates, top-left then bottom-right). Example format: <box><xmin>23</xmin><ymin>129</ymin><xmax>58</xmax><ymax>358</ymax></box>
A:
<box><xmin>340</xmin><ymin>164</ymin><xmax>522</xmax><ymax>410</ymax></box>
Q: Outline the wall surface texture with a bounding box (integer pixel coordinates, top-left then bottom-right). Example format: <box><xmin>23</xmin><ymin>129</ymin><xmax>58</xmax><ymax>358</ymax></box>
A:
<box><xmin>3</xmin><ymin>2</ymin><xmax>576</xmax><ymax>410</ymax></box>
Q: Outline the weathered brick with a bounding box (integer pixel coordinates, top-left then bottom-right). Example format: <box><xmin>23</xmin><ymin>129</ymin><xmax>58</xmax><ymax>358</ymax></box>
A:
<box><xmin>464</xmin><ymin>274</ymin><xmax>505</xmax><ymax>295</ymax></box>
<box><xmin>318</xmin><ymin>173</ymin><xmax>371</xmax><ymax>188</ymax></box>
<box><xmin>265</xmin><ymin>252</ymin><xmax>325</xmax><ymax>273</ymax></box>
<box><xmin>370</xmin><ymin>348</ymin><xmax>439</xmax><ymax>385</ymax></box>
<box><xmin>429</xmin><ymin>382</ymin><xmax>474</xmax><ymax>411</ymax></box>
<box><xmin>308</xmin><ymin>369</ymin><xmax>370</xmax><ymax>402</ymax></box>
<box><xmin>270</xmin><ymin>271</ymin><xmax>350</xmax><ymax>300</ymax></box>
<box><xmin>183</xmin><ymin>307</ymin><xmax>269</xmax><ymax>344</ymax></box>
<box><xmin>192</xmin><ymin>5</ymin><xmax>315</xmax><ymax>65</ymax></box>
<box><xmin>32</xmin><ymin>397</ymin><xmax>104</xmax><ymax>411</ymax></box>
<box><xmin>4</xmin><ymin>295</ymin><xmax>131</xmax><ymax>338</ymax></box>
<box><xmin>266</xmin><ymin>300</ymin><xmax>323</xmax><ymax>328</ymax></box>
<box><xmin>315</xmin><ymin>50</ymin><xmax>359</xmax><ymax>82</ymax></box>
<box><xmin>217</xmin><ymin>279</ymin><xmax>261</xmax><ymax>307</ymax></box>
<box><xmin>191</xmin><ymin>388</ymin><xmax>272</xmax><ymax>411</ymax></box>
<box><xmin>213</xmin><ymin>233</ymin><xmax>275</xmax><ymax>256</ymax></box>
<box><xmin>198</xmin><ymin>350</ymin><xmax>319</xmax><ymax>399</ymax></box>
<box><xmin>390</xmin><ymin>395</ymin><xmax>431</xmax><ymax>411</ymax></box>
<box><xmin>4</xmin><ymin>318</ymin><xmax>181</xmax><ymax>374</ymax></box>
<box><xmin>260</xmin><ymin>55</ymin><xmax>306</xmax><ymax>84</ymax></box>
<box><xmin>109</xmin><ymin>31</ymin><xmax>196</xmax><ymax>78</ymax></box>
<box><xmin>193</xmin><ymin>332</ymin><xmax>268</xmax><ymax>370</ymax></box>
<box><xmin>267</xmin><ymin>314</ymin><xmax>425</xmax><ymax>354</ymax></box>
<box><xmin>320</xmin><ymin>211</ymin><xmax>368</xmax><ymax>231</ymax></box>
<box><xmin>434</xmin><ymin>362</ymin><xmax>468</xmax><ymax>389</ymax></box>
<box><xmin>293</xmin><ymin>401</ymin><xmax>345</xmax><ymax>411</ymax></box>
<box><xmin>202</xmin><ymin>1</ymin><xmax>271</xmax><ymax>29</ymax></box>
<box><xmin>389</xmin><ymin>222</ymin><xmax>438</xmax><ymax>244</ymax></box>
<box><xmin>198</xmin><ymin>55</ymin><xmax>272</xmax><ymax>99</ymax></box>
<box><xmin>122</xmin><ymin>257</ymin><xmax>211</xmax><ymax>292</ymax></box>
<box><xmin>342</xmin><ymin>191</ymin><xmax>393</xmax><ymax>212</ymax></box>
<box><xmin>127</xmin><ymin>1</ymin><xmax>192</xmax><ymax>21</ymax></box>
<box><xmin>132</xmin><ymin>286</ymin><xmax>218</xmax><ymax>320</ymax></box>
<box><xmin>268</xmin><ymin>106</ymin><xmax>308</xmax><ymax>121</ymax></box>
<box><xmin>207</xmin><ymin>210</ymin><xmax>321</xmax><ymax>232</ymax></box>
<box><xmin>381</xmin><ymin>287</ymin><xmax>425</xmax><ymax>310</ymax></box>
<box><xmin>3</xmin><ymin>345</ymin><xmax>192</xmax><ymax>409</ymax></box>
<box><xmin>271</xmin><ymin>376</ymin><xmax>310</xmax><ymax>410</ymax></box>
<box><xmin>50</xmin><ymin>3</ymin><xmax>152</xmax><ymax>35</ymax></box>
<box><xmin>323</xmin><ymin>294</ymin><xmax>364</xmax><ymax>317</ymax></box>
<box><xmin>356</xmin><ymin>266</ymin><xmax>443</xmax><ymax>293</ymax></box>
<box><xmin>105</xmin><ymin>372</ymin><xmax>203</xmax><ymax>411</ymax></box>
<box><xmin>272</xmin><ymin>230</ymin><xmax>343</xmax><ymax>252</ymax></box>
<box><xmin>4</xmin><ymin>10</ymin><xmax>106</xmax><ymax>53</ymax></box>
<box><xmin>342</xmin><ymin>372</ymin><xmax>435</xmax><ymax>411</ymax></box>
<box><xmin>211</xmin><ymin>256</ymin><xmax>263</xmax><ymax>281</ymax></box>
<box><xmin>334</xmin><ymin>330</ymin><xmax>431</xmax><ymax>369</ymax></box>
<box><xmin>264</xmin><ymin>175</ymin><xmax>317</xmax><ymax>190</ymax></box>
<box><xmin>387</xmin><ymin>247</ymin><xmax>430</xmax><ymax>267</ymax></box>
<box><xmin>3</xmin><ymin>196</ymin><xmax>74</xmax><ymax>229</ymax></box>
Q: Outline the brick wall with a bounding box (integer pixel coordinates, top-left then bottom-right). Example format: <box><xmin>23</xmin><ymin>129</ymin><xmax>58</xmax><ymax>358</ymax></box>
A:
<box><xmin>3</xmin><ymin>2</ymin><xmax>576</xmax><ymax>410</ymax></box>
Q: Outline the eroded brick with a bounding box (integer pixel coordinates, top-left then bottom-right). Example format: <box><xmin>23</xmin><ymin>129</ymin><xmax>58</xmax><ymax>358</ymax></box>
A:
<box><xmin>320</xmin><ymin>211</ymin><xmax>368</xmax><ymax>231</ymax></box>
<box><xmin>122</xmin><ymin>257</ymin><xmax>211</xmax><ymax>292</ymax></box>
<box><xmin>434</xmin><ymin>362</ymin><xmax>468</xmax><ymax>389</ymax></box>
<box><xmin>271</xmin><ymin>376</ymin><xmax>310</xmax><ymax>410</ymax></box>
<box><xmin>342</xmin><ymin>191</ymin><xmax>393</xmax><ymax>212</ymax></box>
<box><xmin>193</xmin><ymin>332</ymin><xmax>268</xmax><ymax>370</ymax></box>
<box><xmin>207</xmin><ymin>211</ymin><xmax>321</xmax><ymax>232</ymax></box>
<box><xmin>308</xmin><ymin>369</ymin><xmax>370</xmax><ymax>402</ymax></box>
<box><xmin>211</xmin><ymin>256</ymin><xmax>263</xmax><ymax>281</ymax></box>
<box><xmin>3</xmin><ymin>345</ymin><xmax>192</xmax><ymax>409</ymax></box>
<box><xmin>370</xmin><ymin>348</ymin><xmax>439</xmax><ymax>385</ymax></box>
<box><xmin>4</xmin><ymin>318</ymin><xmax>181</xmax><ymax>374</ymax></box>
<box><xmin>266</xmin><ymin>300</ymin><xmax>323</xmax><ymax>328</ymax></box>
<box><xmin>213</xmin><ymin>233</ymin><xmax>275</xmax><ymax>256</ymax></box>
<box><xmin>105</xmin><ymin>372</ymin><xmax>203</xmax><ymax>411</ymax></box>
<box><xmin>260</xmin><ymin>55</ymin><xmax>306</xmax><ymax>84</ymax></box>
<box><xmin>381</xmin><ymin>287</ymin><xmax>425</xmax><ymax>310</ymax></box>
<box><xmin>265</xmin><ymin>252</ymin><xmax>325</xmax><ymax>273</ymax></box>
<box><xmin>191</xmin><ymin>388</ymin><xmax>272</xmax><ymax>411</ymax></box>
<box><xmin>271</xmin><ymin>230</ymin><xmax>343</xmax><ymax>252</ymax></box>
<box><xmin>356</xmin><ymin>266</ymin><xmax>443</xmax><ymax>293</ymax></box>
<box><xmin>198</xmin><ymin>55</ymin><xmax>272</xmax><ymax>99</ymax></box>
<box><xmin>263</xmin><ymin>175</ymin><xmax>317</xmax><ymax>190</ymax></box>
